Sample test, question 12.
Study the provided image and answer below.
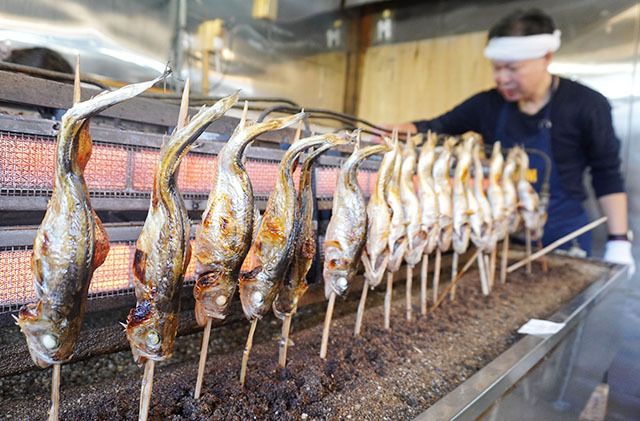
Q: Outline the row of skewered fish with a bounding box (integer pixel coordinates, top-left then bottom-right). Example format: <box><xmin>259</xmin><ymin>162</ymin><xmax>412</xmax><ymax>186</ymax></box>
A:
<box><xmin>14</xmin><ymin>69</ymin><xmax>547</xmax><ymax>419</ymax></box>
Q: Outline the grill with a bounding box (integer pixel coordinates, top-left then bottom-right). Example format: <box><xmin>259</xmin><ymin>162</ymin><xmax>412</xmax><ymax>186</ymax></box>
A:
<box><xmin>0</xmin><ymin>111</ymin><xmax>382</xmax><ymax>314</ymax></box>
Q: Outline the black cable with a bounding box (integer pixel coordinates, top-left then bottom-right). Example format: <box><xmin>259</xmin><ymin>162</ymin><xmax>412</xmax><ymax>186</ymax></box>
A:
<box><xmin>0</xmin><ymin>61</ymin><xmax>109</xmax><ymax>90</ymax></box>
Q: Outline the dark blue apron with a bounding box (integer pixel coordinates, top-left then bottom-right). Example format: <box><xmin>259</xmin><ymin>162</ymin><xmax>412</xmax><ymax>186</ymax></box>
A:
<box><xmin>495</xmin><ymin>80</ymin><xmax>592</xmax><ymax>255</ymax></box>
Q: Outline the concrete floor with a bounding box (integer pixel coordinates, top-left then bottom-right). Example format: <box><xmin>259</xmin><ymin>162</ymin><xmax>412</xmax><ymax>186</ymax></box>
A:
<box><xmin>605</xmin><ymin>278</ymin><xmax>640</xmax><ymax>421</ymax></box>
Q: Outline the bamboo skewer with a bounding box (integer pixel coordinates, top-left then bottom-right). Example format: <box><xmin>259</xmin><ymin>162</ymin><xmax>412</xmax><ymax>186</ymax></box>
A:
<box><xmin>484</xmin><ymin>253</ymin><xmax>492</xmax><ymax>290</ymax></box>
<box><xmin>138</xmin><ymin>360</ymin><xmax>155</xmax><ymax>421</ymax></box>
<box><xmin>406</xmin><ymin>265</ymin><xmax>413</xmax><ymax>321</ymax></box>
<box><xmin>278</xmin><ymin>314</ymin><xmax>293</xmax><ymax>369</ymax></box>
<box><xmin>537</xmin><ymin>238</ymin><xmax>549</xmax><ymax>272</ymax></box>
<box><xmin>489</xmin><ymin>248</ymin><xmax>497</xmax><ymax>287</ymax></box>
<box><xmin>240</xmin><ymin>319</ymin><xmax>258</xmax><ymax>386</ymax></box>
<box><xmin>193</xmin><ymin>317</ymin><xmax>212</xmax><ymax>399</ymax></box>
<box><xmin>48</xmin><ymin>363</ymin><xmax>61</xmax><ymax>421</ymax></box>
<box><xmin>320</xmin><ymin>291</ymin><xmax>337</xmax><ymax>358</ymax></box>
<box><xmin>354</xmin><ymin>280</ymin><xmax>369</xmax><ymax>336</ymax></box>
<box><xmin>525</xmin><ymin>229</ymin><xmax>533</xmax><ymax>274</ymax></box>
<box><xmin>384</xmin><ymin>272</ymin><xmax>393</xmax><ymax>330</ymax></box>
<box><xmin>508</xmin><ymin>217</ymin><xmax>607</xmax><ymax>273</ymax></box>
<box><xmin>432</xmin><ymin>249</ymin><xmax>441</xmax><ymax>303</ymax></box>
<box><xmin>420</xmin><ymin>255</ymin><xmax>429</xmax><ymax>315</ymax></box>
<box><xmin>449</xmin><ymin>252</ymin><xmax>459</xmax><ymax>301</ymax></box>
<box><xmin>500</xmin><ymin>236</ymin><xmax>509</xmax><ymax>283</ymax></box>
<box><xmin>432</xmin><ymin>248</ymin><xmax>481</xmax><ymax>312</ymax></box>
<box><xmin>477</xmin><ymin>252</ymin><xmax>490</xmax><ymax>295</ymax></box>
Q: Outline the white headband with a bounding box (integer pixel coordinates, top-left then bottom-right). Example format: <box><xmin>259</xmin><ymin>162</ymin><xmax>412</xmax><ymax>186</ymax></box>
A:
<box><xmin>484</xmin><ymin>29</ymin><xmax>561</xmax><ymax>61</ymax></box>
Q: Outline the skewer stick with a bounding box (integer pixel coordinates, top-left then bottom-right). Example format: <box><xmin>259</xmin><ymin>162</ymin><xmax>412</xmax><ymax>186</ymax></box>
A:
<box><xmin>48</xmin><ymin>363</ymin><xmax>61</xmax><ymax>421</ymax></box>
<box><xmin>432</xmin><ymin>248</ymin><xmax>481</xmax><ymax>312</ymax></box>
<box><xmin>384</xmin><ymin>272</ymin><xmax>393</xmax><ymax>330</ymax></box>
<box><xmin>449</xmin><ymin>252</ymin><xmax>459</xmax><ymax>301</ymax></box>
<box><xmin>138</xmin><ymin>360</ymin><xmax>155</xmax><ymax>421</ymax></box>
<box><xmin>508</xmin><ymin>217</ymin><xmax>607</xmax><ymax>273</ymax></box>
<box><xmin>73</xmin><ymin>57</ymin><xmax>81</xmax><ymax>105</ymax></box>
<box><xmin>525</xmin><ymin>229</ymin><xmax>533</xmax><ymax>274</ymax></box>
<box><xmin>320</xmin><ymin>291</ymin><xmax>337</xmax><ymax>358</ymax></box>
<box><xmin>500</xmin><ymin>236</ymin><xmax>509</xmax><ymax>283</ymax></box>
<box><xmin>537</xmin><ymin>238</ymin><xmax>548</xmax><ymax>272</ymax></box>
<box><xmin>193</xmin><ymin>317</ymin><xmax>212</xmax><ymax>399</ymax></box>
<box><xmin>489</xmin><ymin>249</ymin><xmax>497</xmax><ymax>287</ymax></box>
<box><xmin>484</xmin><ymin>254</ymin><xmax>492</xmax><ymax>289</ymax></box>
<box><xmin>433</xmin><ymin>249</ymin><xmax>441</xmax><ymax>303</ymax></box>
<box><xmin>406</xmin><ymin>265</ymin><xmax>413</xmax><ymax>321</ymax></box>
<box><xmin>354</xmin><ymin>279</ymin><xmax>369</xmax><ymax>336</ymax></box>
<box><xmin>240</xmin><ymin>319</ymin><xmax>258</xmax><ymax>386</ymax></box>
<box><xmin>278</xmin><ymin>314</ymin><xmax>293</xmax><ymax>369</ymax></box>
<box><xmin>477</xmin><ymin>252</ymin><xmax>490</xmax><ymax>295</ymax></box>
<box><xmin>420</xmin><ymin>254</ymin><xmax>429</xmax><ymax>315</ymax></box>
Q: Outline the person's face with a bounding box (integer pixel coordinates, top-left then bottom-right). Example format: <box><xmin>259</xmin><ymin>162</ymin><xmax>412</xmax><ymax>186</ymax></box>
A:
<box><xmin>491</xmin><ymin>53</ymin><xmax>551</xmax><ymax>102</ymax></box>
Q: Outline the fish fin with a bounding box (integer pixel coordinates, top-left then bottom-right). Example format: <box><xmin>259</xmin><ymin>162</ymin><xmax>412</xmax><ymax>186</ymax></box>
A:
<box><xmin>92</xmin><ymin>210</ymin><xmax>110</xmax><ymax>268</ymax></box>
<box><xmin>76</xmin><ymin>120</ymin><xmax>93</xmax><ymax>171</ymax></box>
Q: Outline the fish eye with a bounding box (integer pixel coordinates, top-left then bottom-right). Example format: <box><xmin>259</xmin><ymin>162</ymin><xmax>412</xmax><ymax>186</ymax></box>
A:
<box><xmin>252</xmin><ymin>291</ymin><xmax>264</xmax><ymax>305</ymax></box>
<box><xmin>336</xmin><ymin>277</ymin><xmax>348</xmax><ymax>289</ymax></box>
<box><xmin>41</xmin><ymin>333</ymin><xmax>59</xmax><ymax>350</ymax></box>
<box><xmin>146</xmin><ymin>330</ymin><xmax>160</xmax><ymax>346</ymax></box>
<box><xmin>215</xmin><ymin>295</ymin><xmax>227</xmax><ymax>306</ymax></box>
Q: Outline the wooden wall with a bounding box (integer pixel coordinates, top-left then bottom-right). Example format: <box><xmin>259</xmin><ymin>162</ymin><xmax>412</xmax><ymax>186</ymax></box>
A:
<box><xmin>357</xmin><ymin>31</ymin><xmax>495</xmax><ymax>125</ymax></box>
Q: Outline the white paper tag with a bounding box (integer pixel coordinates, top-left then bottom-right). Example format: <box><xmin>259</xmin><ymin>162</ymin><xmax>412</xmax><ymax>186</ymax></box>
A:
<box><xmin>517</xmin><ymin>319</ymin><xmax>566</xmax><ymax>337</ymax></box>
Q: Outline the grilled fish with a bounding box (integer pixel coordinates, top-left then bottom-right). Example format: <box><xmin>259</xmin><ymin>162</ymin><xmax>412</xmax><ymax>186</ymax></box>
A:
<box><xmin>273</xmin><ymin>141</ymin><xmax>343</xmax><ymax>318</ymax></box>
<box><xmin>433</xmin><ymin>137</ymin><xmax>456</xmax><ymax>252</ymax></box>
<box><xmin>452</xmin><ymin>137</ymin><xmax>473</xmax><ymax>254</ymax></box>
<box><xmin>470</xmin><ymin>142</ymin><xmax>493</xmax><ymax>251</ymax></box>
<box><xmin>192</xmin><ymin>113</ymin><xmax>304</xmax><ymax>326</ymax></box>
<box><xmin>324</xmin><ymin>143</ymin><xmax>391</xmax><ymax>298</ymax></box>
<box><xmin>239</xmin><ymin>133</ymin><xmax>344</xmax><ymax>320</ymax></box>
<box><xmin>17</xmin><ymin>71</ymin><xmax>170</xmax><ymax>368</ymax></box>
<box><xmin>361</xmin><ymin>137</ymin><xmax>396</xmax><ymax>288</ymax></box>
<box><xmin>386</xmin><ymin>133</ymin><xmax>407</xmax><ymax>273</ymax></box>
<box><xmin>126</xmin><ymin>92</ymin><xmax>238</xmax><ymax>364</ymax></box>
<box><xmin>417</xmin><ymin>132</ymin><xmax>439</xmax><ymax>256</ymax></box>
<box><xmin>401</xmin><ymin>134</ymin><xmax>428</xmax><ymax>267</ymax></box>
<box><xmin>514</xmin><ymin>147</ymin><xmax>545</xmax><ymax>239</ymax></box>
<box><xmin>487</xmin><ymin>142</ymin><xmax>507</xmax><ymax>244</ymax></box>
<box><xmin>502</xmin><ymin>148</ymin><xmax>521</xmax><ymax>234</ymax></box>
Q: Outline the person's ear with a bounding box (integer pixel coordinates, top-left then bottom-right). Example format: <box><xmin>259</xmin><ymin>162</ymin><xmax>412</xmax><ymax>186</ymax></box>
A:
<box><xmin>542</xmin><ymin>51</ymin><xmax>553</xmax><ymax>68</ymax></box>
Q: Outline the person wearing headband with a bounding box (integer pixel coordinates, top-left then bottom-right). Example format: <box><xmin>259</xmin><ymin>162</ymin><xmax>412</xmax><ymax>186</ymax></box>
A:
<box><xmin>392</xmin><ymin>8</ymin><xmax>633</xmax><ymax>275</ymax></box>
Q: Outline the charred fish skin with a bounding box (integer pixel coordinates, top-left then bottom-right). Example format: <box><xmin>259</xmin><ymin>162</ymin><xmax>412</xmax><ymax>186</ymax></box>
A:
<box><xmin>324</xmin><ymin>143</ymin><xmax>391</xmax><ymax>299</ymax></box>
<box><xmin>239</xmin><ymin>134</ymin><xmax>343</xmax><ymax>321</ymax></box>
<box><xmin>452</xmin><ymin>137</ymin><xmax>473</xmax><ymax>254</ymax></box>
<box><xmin>514</xmin><ymin>147</ymin><xmax>545</xmax><ymax>238</ymax></box>
<box><xmin>193</xmin><ymin>113</ymin><xmax>305</xmax><ymax>326</ymax></box>
<box><xmin>273</xmin><ymin>142</ymin><xmax>343</xmax><ymax>319</ymax></box>
<box><xmin>361</xmin><ymin>138</ymin><xmax>396</xmax><ymax>288</ymax></box>
<box><xmin>126</xmin><ymin>93</ymin><xmax>238</xmax><ymax>364</ymax></box>
<box><xmin>470</xmin><ymin>142</ymin><xmax>493</xmax><ymax>251</ymax></box>
<box><xmin>17</xmin><ymin>72</ymin><xmax>170</xmax><ymax>368</ymax></box>
<box><xmin>417</xmin><ymin>133</ymin><xmax>439</xmax><ymax>256</ymax></box>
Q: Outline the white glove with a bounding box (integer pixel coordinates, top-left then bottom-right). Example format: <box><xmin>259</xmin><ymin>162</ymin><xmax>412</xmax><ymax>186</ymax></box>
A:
<box><xmin>603</xmin><ymin>240</ymin><xmax>635</xmax><ymax>278</ymax></box>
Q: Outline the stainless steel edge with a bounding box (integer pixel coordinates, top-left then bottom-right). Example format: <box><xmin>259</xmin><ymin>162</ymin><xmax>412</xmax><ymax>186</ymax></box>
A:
<box><xmin>414</xmin><ymin>263</ymin><xmax>628</xmax><ymax>421</ymax></box>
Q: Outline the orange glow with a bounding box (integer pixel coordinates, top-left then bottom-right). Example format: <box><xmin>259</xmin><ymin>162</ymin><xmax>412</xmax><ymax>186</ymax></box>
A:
<box><xmin>177</xmin><ymin>154</ymin><xmax>217</xmax><ymax>193</ymax></box>
<box><xmin>0</xmin><ymin>134</ymin><xmax>55</xmax><ymax>189</ymax></box>
<box><xmin>132</xmin><ymin>149</ymin><xmax>159</xmax><ymax>191</ymax></box>
<box><xmin>85</xmin><ymin>145</ymin><xmax>128</xmax><ymax>190</ymax></box>
<box><xmin>0</xmin><ymin>250</ymin><xmax>36</xmax><ymax>304</ymax></box>
<box><xmin>246</xmin><ymin>160</ymin><xmax>279</xmax><ymax>196</ymax></box>
<box><xmin>89</xmin><ymin>244</ymin><xmax>133</xmax><ymax>293</ymax></box>
<box><xmin>316</xmin><ymin>168</ymin><xmax>338</xmax><ymax>197</ymax></box>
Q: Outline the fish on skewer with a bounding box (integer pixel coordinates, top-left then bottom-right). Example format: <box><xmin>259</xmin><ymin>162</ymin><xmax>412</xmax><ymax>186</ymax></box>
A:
<box><xmin>469</xmin><ymin>141</ymin><xmax>492</xmax><ymax>295</ymax></box>
<box><xmin>450</xmin><ymin>137</ymin><xmax>474</xmax><ymax>300</ymax></box>
<box><xmin>431</xmin><ymin>137</ymin><xmax>456</xmax><ymax>302</ymax></box>
<box><xmin>400</xmin><ymin>133</ymin><xmax>427</xmax><ymax>321</ymax></box>
<box><xmin>273</xmin><ymin>140</ymin><xmax>344</xmax><ymax>367</ymax></box>
<box><xmin>17</xmin><ymin>69</ymin><xmax>171</xmax><ymax>368</ymax></box>
<box><xmin>356</xmin><ymin>136</ymin><xmax>396</xmax><ymax>335</ymax></box>
<box><xmin>320</xmin><ymin>142</ymin><xmax>391</xmax><ymax>358</ymax></box>
<box><xmin>499</xmin><ymin>147</ymin><xmax>520</xmax><ymax>283</ymax></box>
<box><xmin>191</xmin><ymin>108</ymin><xmax>305</xmax><ymax>398</ymax></box>
<box><xmin>486</xmin><ymin>142</ymin><xmax>506</xmax><ymax>287</ymax></box>
<box><xmin>238</xmin><ymin>133</ymin><xmax>345</xmax><ymax>385</ymax></box>
<box><xmin>125</xmin><ymin>91</ymin><xmax>238</xmax><ymax>366</ymax></box>
<box><xmin>416</xmin><ymin>132</ymin><xmax>439</xmax><ymax>315</ymax></box>
<box><xmin>383</xmin><ymin>130</ymin><xmax>407</xmax><ymax>329</ymax></box>
<box><xmin>16</xmin><ymin>64</ymin><xmax>169</xmax><ymax>421</ymax></box>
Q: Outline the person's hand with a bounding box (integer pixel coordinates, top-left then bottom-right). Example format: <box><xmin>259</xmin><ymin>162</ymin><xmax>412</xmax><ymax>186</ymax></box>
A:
<box><xmin>603</xmin><ymin>240</ymin><xmax>635</xmax><ymax>278</ymax></box>
<box><xmin>371</xmin><ymin>122</ymin><xmax>418</xmax><ymax>144</ymax></box>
